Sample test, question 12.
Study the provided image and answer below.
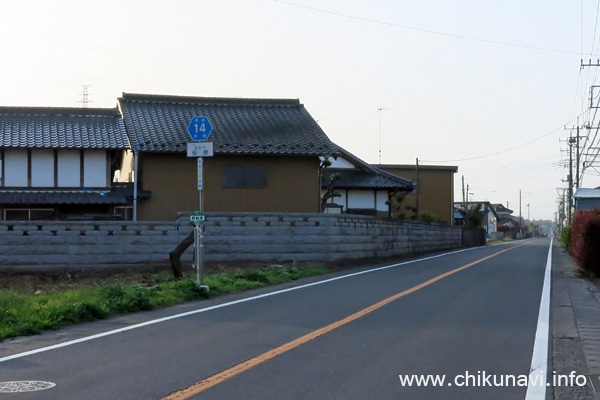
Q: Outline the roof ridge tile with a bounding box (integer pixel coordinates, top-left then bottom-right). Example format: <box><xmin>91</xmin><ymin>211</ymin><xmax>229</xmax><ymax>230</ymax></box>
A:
<box><xmin>120</xmin><ymin>93</ymin><xmax>300</xmax><ymax>108</ymax></box>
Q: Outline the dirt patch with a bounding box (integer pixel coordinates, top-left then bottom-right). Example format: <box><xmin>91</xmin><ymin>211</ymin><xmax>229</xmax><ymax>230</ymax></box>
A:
<box><xmin>0</xmin><ymin>262</ymin><xmax>317</xmax><ymax>294</ymax></box>
<box><xmin>0</xmin><ymin>266</ymin><xmax>176</xmax><ymax>294</ymax></box>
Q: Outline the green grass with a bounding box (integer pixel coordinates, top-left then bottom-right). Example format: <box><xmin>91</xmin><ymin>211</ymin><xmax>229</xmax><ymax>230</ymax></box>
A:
<box><xmin>486</xmin><ymin>237</ymin><xmax>514</xmax><ymax>245</ymax></box>
<box><xmin>0</xmin><ymin>264</ymin><xmax>330</xmax><ymax>342</ymax></box>
<box><xmin>560</xmin><ymin>226</ymin><xmax>571</xmax><ymax>250</ymax></box>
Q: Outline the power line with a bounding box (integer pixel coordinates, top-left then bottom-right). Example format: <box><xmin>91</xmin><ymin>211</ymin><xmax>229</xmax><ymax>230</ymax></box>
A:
<box><xmin>422</xmin><ymin>125</ymin><xmax>564</xmax><ymax>163</ymax></box>
<box><xmin>273</xmin><ymin>0</ymin><xmax>588</xmax><ymax>56</ymax></box>
<box><xmin>313</xmin><ymin>0</ymin><xmax>505</xmax><ymax>122</ymax></box>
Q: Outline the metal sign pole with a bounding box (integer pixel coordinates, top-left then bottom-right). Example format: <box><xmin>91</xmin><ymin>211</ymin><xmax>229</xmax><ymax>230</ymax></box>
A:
<box><xmin>186</xmin><ymin>115</ymin><xmax>212</xmax><ymax>290</ymax></box>
<box><xmin>194</xmin><ymin>224</ymin><xmax>201</xmax><ymax>285</ymax></box>
<box><xmin>198</xmin><ymin>225</ymin><xmax>204</xmax><ymax>284</ymax></box>
<box><xmin>197</xmin><ymin>157</ymin><xmax>204</xmax><ymax>285</ymax></box>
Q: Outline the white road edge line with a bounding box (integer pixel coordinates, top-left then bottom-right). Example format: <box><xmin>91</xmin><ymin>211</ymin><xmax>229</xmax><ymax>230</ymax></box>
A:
<box><xmin>0</xmin><ymin>243</ymin><xmax>510</xmax><ymax>363</ymax></box>
<box><xmin>525</xmin><ymin>237</ymin><xmax>553</xmax><ymax>400</ymax></box>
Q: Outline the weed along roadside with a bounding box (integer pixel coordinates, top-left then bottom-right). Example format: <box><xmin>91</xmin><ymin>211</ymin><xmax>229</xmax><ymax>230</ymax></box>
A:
<box><xmin>0</xmin><ymin>264</ymin><xmax>330</xmax><ymax>342</ymax></box>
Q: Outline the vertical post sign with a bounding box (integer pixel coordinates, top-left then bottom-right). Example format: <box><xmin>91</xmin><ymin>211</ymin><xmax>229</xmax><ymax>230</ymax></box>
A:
<box><xmin>187</xmin><ymin>116</ymin><xmax>213</xmax><ymax>286</ymax></box>
<box><xmin>197</xmin><ymin>158</ymin><xmax>203</xmax><ymax>190</ymax></box>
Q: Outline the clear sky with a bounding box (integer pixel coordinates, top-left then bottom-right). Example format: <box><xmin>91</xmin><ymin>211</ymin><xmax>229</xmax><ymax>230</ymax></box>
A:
<box><xmin>1</xmin><ymin>0</ymin><xmax>598</xmax><ymax>221</ymax></box>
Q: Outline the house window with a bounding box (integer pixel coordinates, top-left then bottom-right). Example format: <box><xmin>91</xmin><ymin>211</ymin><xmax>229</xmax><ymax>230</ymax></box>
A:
<box><xmin>83</xmin><ymin>149</ymin><xmax>107</xmax><ymax>187</ymax></box>
<box><xmin>114</xmin><ymin>206</ymin><xmax>133</xmax><ymax>221</ymax></box>
<box><xmin>4</xmin><ymin>208</ymin><xmax>55</xmax><ymax>221</ymax></box>
<box><xmin>31</xmin><ymin>150</ymin><xmax>54</xmax><ymax>187</ymax></box>
<box><xmin>222</xmin><ymin>166</ymin><xmax>268</xmax><ymax>188</ymax></box>
<box><xmin>57</xmin><ymin>150</ymin><xmax>80</xmax><ymax>187</ymax></box>
<box><xmin>4</xmin><ymin>149</ymin><xmax>28</xmax><ymax>187</ymax></box>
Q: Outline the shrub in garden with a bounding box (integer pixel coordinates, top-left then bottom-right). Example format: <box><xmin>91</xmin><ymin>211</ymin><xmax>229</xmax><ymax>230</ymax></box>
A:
<box><xmin>418</xmin><ymin>211</ymin><xmax>440</xmax><ymax>223</ymax></box>
<box><xmin>569</xmin><ymin>209</ymin><xmax>600</xmax><ymax>275</ymax></box>
<box><xmin>560</xmin><ymin>226</ymin><xmax>571</xmax><ymax>250</ymax></box>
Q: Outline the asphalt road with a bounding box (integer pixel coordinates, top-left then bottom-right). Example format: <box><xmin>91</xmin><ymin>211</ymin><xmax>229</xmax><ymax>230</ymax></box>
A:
<box><xmin>0</xmin><ymin>238</ymin><xmax>551</xmax><ymax>399</ymax></box>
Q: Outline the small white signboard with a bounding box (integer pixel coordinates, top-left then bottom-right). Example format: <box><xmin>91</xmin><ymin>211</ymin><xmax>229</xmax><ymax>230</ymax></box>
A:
<box><xmin>190</xmin><ymin>214</ymin><xmax>205</xmax><ymax>223</ymax></box>
<box><xmin>187</xmin><ymin>142</ymin><xmax>214</xmax><ymax>157</ymax></box>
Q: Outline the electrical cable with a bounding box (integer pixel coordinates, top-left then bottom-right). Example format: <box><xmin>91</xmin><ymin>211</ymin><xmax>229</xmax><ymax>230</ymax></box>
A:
<box><xmin>273</xmin><ymin>0</ymin><xmax>591</xmax><ymax>56</ymax></box>
<box><xmin>311</xmin><ymin>0</ymin><xmax>506</xmax><ymax>122</ymax></box>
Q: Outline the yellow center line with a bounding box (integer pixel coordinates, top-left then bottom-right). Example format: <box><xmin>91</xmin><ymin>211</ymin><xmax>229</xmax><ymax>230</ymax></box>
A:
<box><xmin>162</xmin><ymin>242</ymin><xmax>527</xmax><ymax>400</ymax></box>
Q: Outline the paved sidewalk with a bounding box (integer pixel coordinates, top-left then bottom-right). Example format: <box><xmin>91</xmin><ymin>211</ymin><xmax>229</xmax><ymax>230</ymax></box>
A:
<box><xmin>551</xmin><ymin>242</ymin><xmax>600</xmax><ymax>399</ymax></box>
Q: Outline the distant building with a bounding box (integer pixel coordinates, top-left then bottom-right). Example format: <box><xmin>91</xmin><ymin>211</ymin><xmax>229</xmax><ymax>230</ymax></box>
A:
<box><xmin>379</xmin><ymin>164</ymin><xmax>458</xmax><ymax>225</ymax></box>
<box><xmin>490</xmin><ymin>203</ymin><xmax>513</xmax><ymax>217</ymax></box>
<box><xmin>573</xmin><ymin>188</ymin><xmax>600</xmax><ymax>211</ymax></box>
<box><xmin>320</xmin><ymin>147</ymin><xmax>413</xmax><ymax>216</ymax></box>
<box><xmin>491</xmin><ymin>203</ymin><xmax>522</xmax><ymax>236</ymax></box>
<box><xmin>453</xmin><ymin>201</ymin><xmax>500</xmax><ymax>238</ymax></box>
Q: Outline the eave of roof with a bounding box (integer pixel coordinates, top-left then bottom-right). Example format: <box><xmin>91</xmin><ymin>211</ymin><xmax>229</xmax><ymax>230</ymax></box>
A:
<box><xmin>322</xmin><ymin>168</ymin><xmax>413</xmax><ymax>191</ymax></box>
<box><xmin>0</xmin><ymin>185</ymin><xmax>132</xmax><ymax>205</ymax></box>
<box><xmin>332</xmin><ymin>145</ymin><xmax>378</xmax><ymax>173</ymax></box>
<box><xmin>0</xmin><ymin>106</ymin><xmax>121</xmax><ymax>117</ymax></box>
<box><xmin>574</xmin><ymin>188</ymin><xmax>600</xmax><ymax>198</ymax></box>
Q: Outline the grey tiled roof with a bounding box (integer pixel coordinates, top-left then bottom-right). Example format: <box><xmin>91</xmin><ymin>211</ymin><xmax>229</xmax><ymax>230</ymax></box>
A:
<box><xmin>0</xmin><ymin>185</ymin><xmax>132</xmax><ymax>205</ymax></box>
<box><xmin>118</xmin><ymin>93</ymin><xmax>339</xmax><ymax>156</ymax></box>
<box><xmin>322</xmin><ymin>168</ymin><xmax>413</xmax><ymax>191</ymax></box>
<box><xmin>0</xmin><ymin>107</ymin><xmax>129</xmax><ymax>149</ymax></box>
<box><xmin>491</xmin><ymin>203</ymin><xmax>513</xmax><ymax>214</ymax></box>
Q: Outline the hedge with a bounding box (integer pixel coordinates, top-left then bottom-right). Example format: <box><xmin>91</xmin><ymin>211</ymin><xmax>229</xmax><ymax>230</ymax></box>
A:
<box><xmin>569</xmin><ymin>208</ymin><xmax>600</xmax><ymax>275</ymax></box>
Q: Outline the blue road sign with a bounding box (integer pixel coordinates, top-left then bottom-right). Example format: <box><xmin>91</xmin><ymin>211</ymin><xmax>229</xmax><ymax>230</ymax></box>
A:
<box><xmin>187</xmin><ymin>116</ymin><xmax>213</xmax><ymax>141</ymax></box>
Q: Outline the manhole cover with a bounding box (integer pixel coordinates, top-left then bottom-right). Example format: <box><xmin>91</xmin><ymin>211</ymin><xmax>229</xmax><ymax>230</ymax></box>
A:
<box><xmin>0</xmin><ymin>381</ymin><xmax>56</xmax><ymax>393</ymax></box>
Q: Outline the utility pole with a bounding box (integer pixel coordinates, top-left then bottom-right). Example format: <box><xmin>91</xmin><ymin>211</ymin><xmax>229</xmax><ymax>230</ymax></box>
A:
<box><xmin>568</xmin><ymin>138</ymin><xmax>573</xmax><ymax>226</ymax></box>
<box><xmin>561</xmin><ymin>130</ymin><xmax>576</xmax><ymax>226</ymax></box>
<box><xmin>377</xmin><ymin>107</ymin><xmax>387</xmax><ymax>165</ymax></box>
<box><xmin>562</xmin><ymin>189</ymin><xmax>567</xmax><ymax>228</ymax></box>
<box><xmin>564</xmin><ymin>125</ymin><xmax>584</xmax><ymax>191</ymax></box>
<box><xmin>577</xmin><ymin>125</ymin><xmax>581</xmax><ymax>189</ymax></box>
<box><xmin>466</xmin><ymin>184</ymin><xmax>470</xmax><ymax>205</ymax></box>
<box><xmin>462</xmin><ymin>175</ymin><xmax>466</xmax><ymax>210</ymax></box>
<box><xmin>519</xmin><ymin>189</ymin><xmax>522</xmax><ymax>235</ymax></box>
<box><xmin>415</xmin><ymin>157</ymin><xmax>420</xmax><ymax>218</ymax></box>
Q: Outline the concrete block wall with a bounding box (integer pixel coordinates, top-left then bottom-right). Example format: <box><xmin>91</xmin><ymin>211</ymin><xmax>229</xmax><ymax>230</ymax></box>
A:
<box><xmin>0</xmin><ymin>214</ymin><xmax>462</xmax><ymax>271</ymax></box>
<box><xmin>0</xmin><ymin>221</ymin><xmax>193</xmax><ymax>271</ymax></box>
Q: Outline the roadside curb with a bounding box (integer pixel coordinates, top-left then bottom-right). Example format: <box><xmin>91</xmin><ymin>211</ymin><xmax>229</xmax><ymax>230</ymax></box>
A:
<box><xmin>551</xmin><ymin>242</ymin><xmax>599</xmax><ymax>399</ymax></box>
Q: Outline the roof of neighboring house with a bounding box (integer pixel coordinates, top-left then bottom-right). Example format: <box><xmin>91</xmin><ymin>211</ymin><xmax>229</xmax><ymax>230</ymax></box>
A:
<box><xmin>491</xmin><ymin>203</ymin><xmax>514</xmax><ymax>214</ymax></box>
<box><xmin>329</xmin><ymin>145</ymin><xmax>414</xmax><ymax>186</ymax></box>
<box><xmin>0</xmin><ymin>107</ymin><xmax>129</xmax><ymax>149</ymax></box>
<box><xmin>498</xmin><ymin>216</ymin><xmax>521</xmax><ymax>228</ymax></box>
<box><xmin>321</xmin><ymin>146</ymin><xmax>413</xmax><ymax>191</ymax></box>
<box><xmin>454</xmin><ymin>208</ymin><xmax>464</xmax><ymax>219</ymax></box>
<box><xmin>118</xmin><ymin>93</ymin><xmax>339</xmax><ymax>156</ymax></box>
<box><xmin>0</xmin><ymin>184</ymin><xmax>135</xmax><ymax>205</ymax></box>
<box><xmin>574</xmin><ymin>188</ymin><xmax>600</xmax><ymax>199</ymax></box>
<box><xmin>322</xmin><ymin>167</ymin><xmax>413</xmax><ymax>191</ymax></box>
<box><xmin>454</xmin><ymin>201</ymin><xmax>501</xmax><ymax>221</ymax></box>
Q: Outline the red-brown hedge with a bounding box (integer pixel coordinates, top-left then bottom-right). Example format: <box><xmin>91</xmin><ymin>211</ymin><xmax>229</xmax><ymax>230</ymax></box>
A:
<box><xmin>569</xmin><ymin>208</ymin><xmax>600</xmax><ymax>275</ymax></box>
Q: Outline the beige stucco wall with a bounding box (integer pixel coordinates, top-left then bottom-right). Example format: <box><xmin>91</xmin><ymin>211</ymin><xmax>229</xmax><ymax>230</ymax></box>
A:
<box><xmin>137</xmin><ymin>153</ymin><xmax>321</xmax><ymax>221</ymax></box>
<box><xmin>380</xmin><ymin>165</ymin><xmax>457</xmax><ymax>224</ymax></box>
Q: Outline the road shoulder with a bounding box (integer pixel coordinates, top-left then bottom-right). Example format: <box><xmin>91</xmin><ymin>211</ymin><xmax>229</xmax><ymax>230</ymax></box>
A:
<box><xmin>551</xmin><ymin>242</ymin><xmax>598</xmax><ymax>399</ymax></box>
